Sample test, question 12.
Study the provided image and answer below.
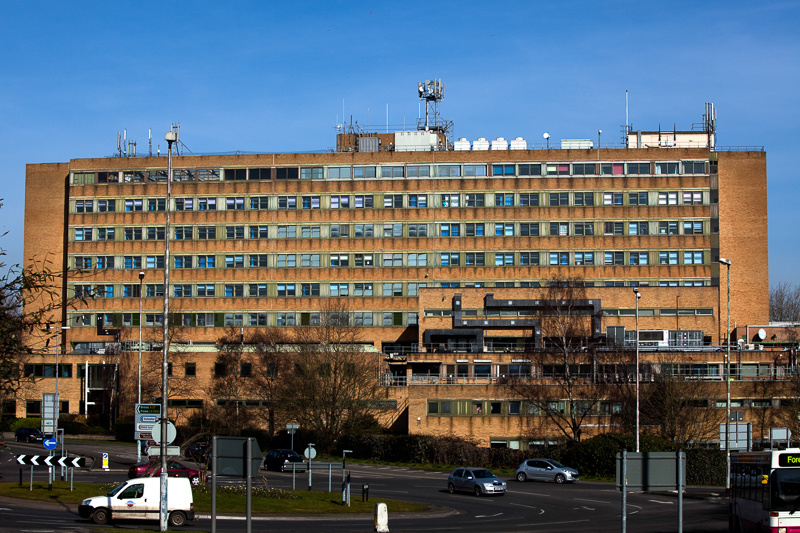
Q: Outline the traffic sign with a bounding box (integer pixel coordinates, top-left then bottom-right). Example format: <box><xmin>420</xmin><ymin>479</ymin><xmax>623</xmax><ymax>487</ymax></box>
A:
<box><xmin>16</xmin><ymin>455</ymin><xmax>86</xmax><ymax>467</ymax></box>
<box><xmin>147</xmin><ymin>445</ymin><xmax>181</xmax><ymax>456</ymax></box>
<box><xmin>151</xmin><ymin>421</ymin><xmax>176</xmax><ymax>445</ymax></box>
<box><xmin>136</xmin><ymin>403</ymin><xmax>161</xmax><ymax>414</ymax></box>
<box><xmin>135</xmin><ymin>403</ymin><xmax>162</xmax><ymax>440</ymax></box>
<box><xmin>43</xmin><ymin>437</ymin><xmax>57</xmax><ymax>450</ymax></box>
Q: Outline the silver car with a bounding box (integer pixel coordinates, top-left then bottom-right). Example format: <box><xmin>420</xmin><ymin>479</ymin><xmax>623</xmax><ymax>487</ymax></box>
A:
<box><xmin>515</xmin><ymin>458</ymin><xmax>579</xmax><ymax>483</ymax></box>
<box><xmin>448</xmin><ymin>468</ymin><xmax>507</xmax><ymax>496</ymax></box>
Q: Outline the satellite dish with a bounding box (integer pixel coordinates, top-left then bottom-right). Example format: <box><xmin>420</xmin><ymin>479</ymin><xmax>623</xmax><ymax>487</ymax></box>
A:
<box><xmin>543</xmin><ymin>132</ymin><xmax>550</xmax><ymax>139</ymax></box>
<box><xmin>757</xmin><ymin>328</ymin><xmax>767</xmax><ymax>340</ymax></box>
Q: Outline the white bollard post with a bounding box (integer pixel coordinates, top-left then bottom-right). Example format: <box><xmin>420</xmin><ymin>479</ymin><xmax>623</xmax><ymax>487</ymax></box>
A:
<box><xmin>374</xmin><ymin>502</ymin><xmax>389</xmax><ymax>532</ymax></box>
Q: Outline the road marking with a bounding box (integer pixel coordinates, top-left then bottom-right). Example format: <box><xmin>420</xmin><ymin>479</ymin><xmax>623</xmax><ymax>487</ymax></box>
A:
<box><xmin>518</xmin><ymin>519</ymin><xmax>591</xmax><ymax>527</ymax></box>
<box><xmin>574</xmin><ymin>497</ymin><xmax>610</xmax><ymax>504</ymax></box>
<box><xmin>509</xmin><ymin>503</ymin><xmax>545</xmax><ymax>514</ymax></box>
<box><xmin>575</xmin><ymin>505</ymin><xmax>595</xmax><ymax>511</ymax></box>
<box><xmin>475</xmin><ymin>513</ymin><xmax>504</xmax><ymax>518</ymax></box>
<box><xmin>649</xmin><ymin>499</ymin><xmax>673</xmax><ymax>505</ymax></box>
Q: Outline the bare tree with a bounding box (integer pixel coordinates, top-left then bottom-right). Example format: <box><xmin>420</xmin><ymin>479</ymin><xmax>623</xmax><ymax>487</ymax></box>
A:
<box><xmin>278</xmin><ymin>301</ymin><xmax>386</xmax><ymax>452</ymax></box>
<box><xmin>247</xmin><ymin>328</ymin><xmax>292</xmax><ymax>437</ymax></box>
<box><xmin>210</xmin><ymin>327</ymin><xmax>257</xmax><ymax>436</ymax></box>
<box><xmin>636</xmin><ymin>354</ymin><xmax>724</xmax><ymax>446</ymax></box>
<box><xmin>506</xmin><ymin>277</ymin><xmax>608</xmax><ymax>443</ymax></box>
<box><xmin>770</xmin><ymin>282</ymin><xmax>800</xmax><ymax>323</ymax></box>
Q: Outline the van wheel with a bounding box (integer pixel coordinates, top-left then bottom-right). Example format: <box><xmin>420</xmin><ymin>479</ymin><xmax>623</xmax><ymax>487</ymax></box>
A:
<box><xmin>190</xmin><ymin>475</ymin><xmax>200</xmax><ymax>486</ymax></box>
<box><xmin>91</xmin><ymin>508</ymin><xmax>110</xmax><ymax>525</ymax></box>
<box><xmin>168</xmin><ymin>511</ymin><xmax>187</xmax><ymax>527</ymax></box>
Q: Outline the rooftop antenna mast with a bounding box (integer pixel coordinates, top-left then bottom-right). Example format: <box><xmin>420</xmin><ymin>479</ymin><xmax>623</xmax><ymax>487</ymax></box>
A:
<box><xmin>417</xmin><ymin>78</ymin><xmax>453</xmax><ymax>148</ymax></box>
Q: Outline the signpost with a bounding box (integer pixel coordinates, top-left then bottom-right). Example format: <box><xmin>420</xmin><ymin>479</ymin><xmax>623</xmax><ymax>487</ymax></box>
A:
<box><xmin>135</xmin><ymin>403</ymin><xmax>162</xmax><ymax>441</ymax></box>
<box><xmin>41</xmin><ymin>393</ymin><xmax>58</xmax><ymax>437</ymax></box>
<box><xmin>286</xmin><ymin>423</ymin><xmax>299</xmax><ymax>452</ymax></box>
<box><xmin>211</xmin><ymin>436</ymin><xmax>262</xmax><ymax>533</ymax></box>
<box><xmin>43</xmin><ymin>437</ymin><xmax>57</xmax><ymax>451</ymax></box>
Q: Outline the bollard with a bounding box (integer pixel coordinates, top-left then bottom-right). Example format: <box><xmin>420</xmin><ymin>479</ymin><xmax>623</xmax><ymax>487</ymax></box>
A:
<box><xmin>374</xmin><ymin>502</ymin><xmax>389</xmax><ymax>532</ymax></box>
<box><xmin>362</xmin><ymin>484</ymin><xmax>369</xmax><ymax>502</ymax></box>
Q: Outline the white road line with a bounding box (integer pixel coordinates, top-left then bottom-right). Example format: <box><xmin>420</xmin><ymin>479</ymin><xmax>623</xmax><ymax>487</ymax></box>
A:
<box><xmin>648</xmin><ymin>499</ymin><xmax>673</xmax><ymax>505</ymax></box>
<box><xmin>518</xmin><ymin>519</ymin><xmax>591</xmax><ymax>527</ymax></box>
<box><xmin>509</xmin><ymin>503</ymin><xmax>545</xmax><ymax>514</ymax></box>
<box><xmin>574</xmin><ymin>497</ymin><xmax>611</xmax><ymax>504</ymax></box>
<box><xmin>475</xmin><ymin>513</ymin><xmax>504</xmax><ymax>518</ymax></box>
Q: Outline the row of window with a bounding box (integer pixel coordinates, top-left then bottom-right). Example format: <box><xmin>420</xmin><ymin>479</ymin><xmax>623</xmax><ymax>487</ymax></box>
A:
<box><xmin>70</xmin><ymin>160</ymin><xmax>709</xmax><ymax>185</ymax></box>
<box><xmin>71</xmin><ymin>218</ymin><xmax>708</xmax><ymax>244</ymax></box>
<box><xmin>73</xmin><ymin>248</ymin><xmax>709</xmax><ymax>276</ymax></box>
<box><xmin>71</xmin><ymin>310</ymin><xmax>416</xmax><ymax>328</ymax></box>
<box><xmin>72</xmin><ymin>190</ymin><xmax>707</xmax><ymax>214</ymax></box>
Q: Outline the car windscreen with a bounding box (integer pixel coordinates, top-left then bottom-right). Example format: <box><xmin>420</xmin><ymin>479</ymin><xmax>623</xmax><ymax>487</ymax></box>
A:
<box><xmin>548</xmin><ymin>460</ymin><xmax>565</xmax><ymax>468</ymax></box>
<box><xmin>771</xmin><ymin>469</ymin><xmax>800</xmax><ymax>512</ymax></box>
<box><xmin>472</xmin><ymin>470</ymin><xmax>495</xmax><ymax>479</ymax></box>
<box><xmin>107</xmin><ymin>482</ymin><xmax>129</xmax><ymax>497</ymax></box>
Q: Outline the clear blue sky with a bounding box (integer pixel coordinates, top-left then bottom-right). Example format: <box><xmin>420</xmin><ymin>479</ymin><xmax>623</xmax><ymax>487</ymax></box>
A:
<box><xmin>1</xmin><ymin>1</ymin><xmax>797</xmax><ymax>285</ymax></box>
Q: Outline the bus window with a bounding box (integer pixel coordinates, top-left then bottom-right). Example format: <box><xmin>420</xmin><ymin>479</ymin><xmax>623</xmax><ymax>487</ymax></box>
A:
<box><xmin>771</xmin><ymin>469</ymin><xmax>800</xmax><ymax>512</ymax></box>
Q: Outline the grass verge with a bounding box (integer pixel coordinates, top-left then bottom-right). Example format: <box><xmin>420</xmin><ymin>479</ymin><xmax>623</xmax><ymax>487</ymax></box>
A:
<box><xmin>0</xmin><ymin>481</ymin><xmax>428</xmax><ymax>514</ymax></box>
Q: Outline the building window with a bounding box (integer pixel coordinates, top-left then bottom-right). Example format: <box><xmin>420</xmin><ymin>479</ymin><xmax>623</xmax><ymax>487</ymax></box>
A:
<box><xmin>437</xmin><ymin>165</ymin><xmax>460</xmax><ymax>177</ymax></box>
<box><xmin>300</xmin><ymin>167</ymin><xmax>322</xmax><ymax>180</ymax></box>
<box><xmin>627</xmin><ymin>162</ymin><xmax>650</xmax><ymax>174</ymax></box>
<box><xmin>301</xmin><ymin>283</ymin><xmax>320</xmax><ymax>297</ymax></box>
<box><xmin>659</xmin><ymin>251</ymin><xmax>679</xmax><ymax>265</ymax></box>
<box><xmin>175</xmin><ymin>198</ymin><xmax>193</xmax><ymax>211</ymax></box>
<box><xmin>174</xmin><ymin>256</ymin><xmax>192</xmax><ymax>269</ymax></box>
<box><xmin>604</xmin><ymin>251</ymin><xmax>624</xmax><ymax>265</ymax></box>
<box><xmin>331</xmin><ymin>254</ymin><xmax>350</xmax><ymax>267</ymax></box>
<box><xmin>249</xmin><ymin>283</ymin><xmax>268</xmax><ymax>297</ymax></box>
<box><xmin>330</xmin><ymin>224</ymin><xmax>349</xmax><ymax>238</ymax></box>
<box><xmin>548</xmin><ymin>192</ymin><xmax>568</xmax><ymax>207</ymax></box>
<box><xmin>464</xmin><ymin>223</ymin><xmax>484</xmax><ymax>237</ymax></box>
<box><xmin>463</xmin><ymin>165</ymin><xmax>487</xmax><ymax>176</ymax></box>
<box><xmin>277</xmin><ymin>196</ymin><xmax>297</xmax><ymax>210</ymax></box>
<box><xmin>408</xmin><ymin>224</ymin><xmax>427</xmax><ymax>237</ymax></box>
<box><xmin>520</xmin><ymin>252</ymin><xmax>540</xmax><ymax>266</ymax></box>
<box><xmin>224</xmin><ymin>313</ymin><xmax>244</xmax><ymax>326</ymax></box>
<box><xmin>146</xmin><ymin>284</ymin><xmax>164</xmax><ymax>297</ymax></box>
<box><xmin>354</xmin><ymin>224</ymin><xmax>373</xmax><ymax>238</ymax></box>
<box><xmin>249</xmin><ymin>254</ymin><xmax>268</xmax><ymax>268</ymax></box>
<box><xmin>98</xmin><ymin>199</ymin><xmax>116</xmax><ymax>212</ymax></box>
<box><xmin>440</xmin><ymin>253</ymin><xmax>460</xmax><ymax>266</ymax></box>
<box><xmin>249</xmin><ymin>196</ymin><xmax>268</xmax><ymax>210</ymax></box>
<box><xmin>658</xmin><ymin>192</ymin><xmax>678</xmax><ymax>205</ymax></box>
<box><xmin>494</xmin><ymin>193</ymin><xmax>513</xmax><ymax>207</ymax></box>
<box><xmin>407</xmin><ymin>165</ymin><xmax>430</xmax><ymax>177</ymax></box>
<box><xmin>683</xmin><ymin>191</ymin><xmax>703</xmax><ymax>205</ymax></box>
<box><xmin>604</xmin><ymin>222</ymin><xmax>624</xmax><ymax>236</ymax></box>
<box><xmin>276</xmin><ymin>313</ymin><xmax>296</xmax><ymax>326</ymax></box>
<box><xmin>354</xmin><ymin>195</ymin><xmax>373</xmax><ymax>208</ymax></box>
<box><xmin>173</xmin><ymin>284</ymin><xmax>192</xmax><ymax>297</ymax></box>
<box><xmin>224</xmin><ymin>284</ymin><xmax>244</xmax><ymax>297</ymax></box>
<box><xmin>249</xmin><ymin>225</ymin><xmax>268</xmax><ymax>239</ymax></box>
<box><xmin>682</xmin><ymin>161</ymin><xmax>706</xmax><ymax>174</ymax></box>
<box><xmin>383</xmin><ymin>194</ymin><xmax>403</xmax><ymax>208</ymax></box>
<box><xmin>520</xmin><ymin>223</ymin><xmax>539</xmax><ymax>236</ymax></box>
<box><xmin>197</xmin><ymin>255</ymin><xmax>214</xmax><ymax>268</ymax></box>
<box><xmin>494</xmin><ymin>253</ymin><xmax>514</xmax><ymax>266</ymax></box>
<box><xmin>197</xmin><ymin>226</ymin><xmax>216</xmax><ymax>239</ymax></box>
<box><xmin>465</xmin><ymin>252</ymin><xmax>485</xmax><ymax>266</ymax></box>
<box><xmin>185</xmin><ymin>363</ymin><xmax>196</xmax><ymax>377</ymax></box>
<box><xmin>603</xmin><ymin>192</ymin><xmax>624</xmax><ymax>206</ymax></box>
<box><xmin>198</xmin><ymin>198</ymin><xmax>217</xmax><ymax>210</ymax></box>
<box><xmin>655</xmin><ymin>162</ymin><xmax>679</xmax><ymax>175</ymax></box>
<box><xmin>382</xmin><ymin>253</ymin><xmax>402</xmax><ymax>267</ymax></box>
<box><xmin>465</xmin><ymin>193</ymin><xmax>485</xmax><ymax>207</ymax></box>
<box><xmin>546</xmin><ymin>164</ymin><xmax>570</xmax><ymax>176</ymax></box>
<box><xmin>683</xmin><ymin>221</ymin><xmax>703</xmax><ymax>234</ymax></box>
<box><xmin>329</xmin><ymin>283</ymin><xmax>349</xmax><ymax>297</ymax></box>
<box><xmin>96</xmin><ymin>256</ymin><xmax>114</xmax><ymax>269</ymax></box>
<box><xmin>574</xmin><ymin>222</ymin><xmax>593</xmax><ymax>236</ymax></box>
<box><xmin>408</xmin><ymin>194</ymin><xmax>428</xmax><ymax>208</ymax></box>
<box><xmin>382</xmin><ymin>224</ymin><xmax>402</xmax><ymax>238</ymax></box>
<box><xmin>249</xmin><ymin>313</ymin><xmax>267</xmax><ymax>326</ymax></box>
<box><xmin>196</xmin><ymin>284</ymin><xmax>215</xmax><ymax>297</ymax></box>
<box><xmin>573</xmin><ymin>163</ymin><xmax>597</xmax><ymax>175</ymax></box>
<box><xmin>173</xmin><ymin>226</ymin><xmax>192</xmax><ymax>240</ymax></box>
<box><xmin>629</xmin><ymin>221</ymin><xmax>649</xmax><ymax>235</ymax></box>
<box><xmin>146</xmin><ymin>227</ymin><xmax>165</xmax><ymax>240</ymax></box>
<box><xmin>353</xmin><ymin>166</ymin><xmax>376</xmax><ymax>178</ymax></box>
<box><xmin>408</xmin><ymin>253</ymin><xmax>427</xmax><ymax>267</ymax></box>
<box><xmin>225</xmin><ymin>255</ymin><xmax>244</xmax><ymax>268</ymax></box>
<box><xmin>75</xmin><ymin>200</ymin><xmax>93</xmax><ymax>213</ymax></box>
<box><xmin>492</xmin><ymin>164</ymin><xmax>515</xmax><ymax>176</ymax></box>
<box><xmin>278</xmin><ymin>225</ymin><xmax>297</xmax><ymax>239</ymax></box>
<box><xmin>354</xmin><ymin>283</ymin><xmax>373</xmax><ymax>296</ymax></box>
<box><xmin>549</xmin><ymin>222</ymin><xmax>569</xmax><ymax>236</ymax></box>
<box><xmin>573</xmin><ymin>192</ymin><xmax>593</xmax><ymax>206</ymax></box>
<box><xmin>95</xmin><ymin>228</ymin><xmax>114</xmax><ymax>241</ymax></box>
<box><xmin>327</xmin><ymin>166</ymin><xmax>351</xmax><ymax>179</ymax></box>
<box><xmin>354</xmin><ymin>312</ymin><xmax>373</xmax><ymax>326</ymax></box>
<box><xmin>301</xmin><ymin>226</ymin><xmax>321</xmax><ymax>238</ymax></box>
<box><xmin>549</xmin><ymin>252</ymin><xmax>569</xmax><ymax>265</ymax></box>
<box><xmin>494</xmin><ymin>223</ymin><xmax>514</xmax><ymax>236</ymax></box>
<box><xmin>519</xmin><ymin>193</ymin><xmax>539</xmax><ymax>207</ymax></box>
<box><xmin>277</xmin><ymin>254</ymin><xmax>296</xmax><ymax>268</ymax></box>
<box><xmin>125</xmin><ymin>199</ymin><xmax>143</xmax><ymax>212</ymax></box>
<box><xmin>124</xmin><ymin>256</ymin><xmax>142</xmax><ymax>269</ymax></box>
<box><xmin>302</xmin><ymin>196</ymin><xmax>321</xmax><ymax>209</ymax></box>
<box><xmin>383</xmin><ymin>282</ymin><xmax>403</xmax><ymax>297</ymax></box>
<box><xmin>301</xmin><ymin>254</ymin><xmax>321</xmax><ymax>267</ymax></box>
<box><xmin>380</xmin><ymin>166</ymin><xmax>404</xmax><ymax>178</ymax></box>
<box><xmin>574</xmin><ymin>252</ymin><xmax>594</xmax><ymax>265</ymax></box>
<box><xmin>630</xmin><ymin>252</ymin><xmax>649</xmax><ymax>265</ymax></box>
<box><xmin>354</xmin><ymin>254</ymin><xmax>374</xmax><ymax>267</ymax></box>
<box><xmin>440</xmin><ymin>223</ymin><xmax>460</xmax><ymax>237</ymax></box>
<box><xmin>658</xmin><ymin>221</ymin><xmax>679</xmax><ymax>235</ymax></box>
<box><xmin>440</xmin><ymin>194</ymin><xmax>459</xmax><ymax>207</ymax></box>
<box><xmin>629</xmin><ymin>192</ymin><xmax>648</xmax><ymax>205</ymax></box>
<box><xmin>684</xmin><ymin>251</ymin><xmax>704</xmax><ymax>264</ymax></box>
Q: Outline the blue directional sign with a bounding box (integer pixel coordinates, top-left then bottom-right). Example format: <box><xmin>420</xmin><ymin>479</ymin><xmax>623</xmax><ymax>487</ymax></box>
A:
<box><xmin>43</xmin><ymin>437</ymin><xmax>57</xmax><ymax>450</ymax></box>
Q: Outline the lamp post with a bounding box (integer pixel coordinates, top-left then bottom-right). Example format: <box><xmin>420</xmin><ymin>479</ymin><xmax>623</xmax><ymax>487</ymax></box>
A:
<box><xmin>137</xmin><ymin>270</ymin><xmax>144</xmax><ymax>463</ymax></box>
<box><xmin>160</xmin><ymin>126</ymin><xmax>177</xmax><ymax>532</ymax></box>
<box><xmin>719</xmin><ymin>257</ymin><xmax>732</xmax><ymax>491</ymax></box>
<box><xmin>633</xmin><ymin>287</ymin><xmax>641</xmax><ymax>453</ymax></box>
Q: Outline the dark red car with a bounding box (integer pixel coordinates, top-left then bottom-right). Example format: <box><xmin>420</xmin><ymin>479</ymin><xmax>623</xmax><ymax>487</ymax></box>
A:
<box><xmin>128</xmin><ymin>460</ymin><xmax>200</xmax><ymax>486</ymax></box>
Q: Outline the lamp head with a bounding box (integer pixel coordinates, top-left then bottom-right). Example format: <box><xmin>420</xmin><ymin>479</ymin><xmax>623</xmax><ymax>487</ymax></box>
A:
<box><xmin>139</xmin><ymin>271</ymin><xmax>145</xmax><ymax>280</ymax></box>
<box><xmin>718</xmin><ymin>257</ymin><xmax>732</xmax><ymax>266</ymax></box>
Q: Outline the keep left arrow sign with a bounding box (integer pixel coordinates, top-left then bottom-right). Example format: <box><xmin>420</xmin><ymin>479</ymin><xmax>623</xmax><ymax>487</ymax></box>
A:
<box><xmin>15</xmin><ymin>455</ymin><xmax>26</xmax><ymax>465</ymax></box>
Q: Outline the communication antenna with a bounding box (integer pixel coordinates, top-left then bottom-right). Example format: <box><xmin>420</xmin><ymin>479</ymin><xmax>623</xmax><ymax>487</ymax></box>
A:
<box><xmin>416</xmin><ymin>78</ymin><xmax>453</xmax><ymax>148</ymax></box>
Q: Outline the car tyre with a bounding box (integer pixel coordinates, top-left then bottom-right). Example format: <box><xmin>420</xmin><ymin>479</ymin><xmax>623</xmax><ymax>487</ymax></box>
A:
<box><xmin>168</xmin><ymin>511</ymin><xmax>187</xmax><ymax>527</ymax></box>
<box><xmin>516</xmin><ymin>472</ymin><xmax>527</xmax><ymax>482</ymax></box>
<box><xmin>448</xmin><ymin>483</ymin><xmax>455</xmax><ymax>494</ymax></box>
<box><xmin>554</xmin><ymin>474</ymin><xmax>566</xmax><ymax>484</ymax></box>
<box><xmin>474</xmin><ymin>486</ymin><xmax>482</xmax><ymax>497</ymax></box>
<box><xmin>91</xmin><ymin>508</ymin><xmax>110</xmax><ymax>525</ymax></box>
<box><xmin>190</xmin><ymin>475</ymin><xmax>200</xmax><ymax>486</ymax></box>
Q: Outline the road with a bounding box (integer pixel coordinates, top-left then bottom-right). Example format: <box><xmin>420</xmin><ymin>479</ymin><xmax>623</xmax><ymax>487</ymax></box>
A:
<box><xmin>0</xmin><ymin>438</ymin><xmax>729</xmax><ymax>532</ymax></box>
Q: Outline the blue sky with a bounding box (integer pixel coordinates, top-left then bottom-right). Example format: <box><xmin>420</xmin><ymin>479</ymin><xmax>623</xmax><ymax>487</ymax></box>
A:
<box><xmin>1</xmin><ymin>1</ymin><xmax>797</xmax><ymax>284</ymax></box>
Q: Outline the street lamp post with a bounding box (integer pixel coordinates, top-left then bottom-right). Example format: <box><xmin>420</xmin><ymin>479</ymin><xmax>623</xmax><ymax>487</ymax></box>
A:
<box><xmin>55</xmin><ymin>326</ymin><xmax>70</xmax><ymax>429</ymax></box>
<box><xmin>137</xmin><ymin>270</ymin><xmax>144</xmax><ymax>463</ymax></box>
<box><xmin>633</xmin><ymin>287</ymin><xmax>641</xmax><ymax>453</ymax></box>
<box><xmin>719</xmin><ymin>257</ymin><xmax>732</xmax><ymax>491</ymax></box>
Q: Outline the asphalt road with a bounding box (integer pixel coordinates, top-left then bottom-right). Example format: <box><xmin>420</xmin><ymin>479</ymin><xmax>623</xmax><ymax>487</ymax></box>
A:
<box><xmin>0</xmin><ymin>438</ymin><xmax>730</xmax><ymax>532</ymax></box>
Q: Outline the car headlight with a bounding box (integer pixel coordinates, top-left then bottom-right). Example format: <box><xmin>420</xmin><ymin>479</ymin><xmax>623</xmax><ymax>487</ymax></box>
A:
<box><xmin>483</xmin><ymin>483</ymin><xmax>494</xmax><ymax>489</ymax></box>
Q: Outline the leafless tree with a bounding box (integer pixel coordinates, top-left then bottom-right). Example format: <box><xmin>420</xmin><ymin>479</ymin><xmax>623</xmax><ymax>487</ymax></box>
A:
<box><xmin>247</xmin><ymin>328</ymin><xmax>292</xmax><ymax>436</ymax></box>
<box><xmin>770</xmin><ymin>282</ymin><xmax>800</xmax><ymax>323</ymax></box>
<box><xmin>636</xmin><ymin>353</ymin><xmax>723</xmax><ymax>446</ymax></box>
<box><xmin>506</xmin><ymin>277</ymin><xmax>609</xmax><ymax>443</ymax></box>
<box><xmin>278</xmin><ymin>300</ymin><xmax>386</xmax><ymax>452</ymax></box>
<box><xmin>210</xmin><ymin>327</ymin><xmax>258</xmax><ymax>435</ymax></box>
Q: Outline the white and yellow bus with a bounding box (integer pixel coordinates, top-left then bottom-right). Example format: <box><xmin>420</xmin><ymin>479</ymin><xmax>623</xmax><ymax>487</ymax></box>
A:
<box><xmin>730</xmin><ymin>449</ymin><xmax>800</xmax><ymax>532</ymax></box>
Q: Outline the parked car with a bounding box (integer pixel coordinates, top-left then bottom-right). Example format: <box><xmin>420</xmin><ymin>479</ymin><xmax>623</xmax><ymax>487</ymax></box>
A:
<box><xmin>15</xmin><ymin>427</ymin><xmax>44</xmax><ymax>442</ymax></box>
<box><xmin>263</xmin><ymin>449</ymin><xmax>305</xmax><ymax>472</ymax></box>
<box><xmin>514</xmin><ymin>458</ymin><xmax>579</xmax><ymax>483</ymax></box>
<box><xmin>128</xmin><ymin>460</ymin><xmax>200</xmax><ymax>486</ymax></box>
<box><xmin>447</xmin><ymin>468</ymin><xmax>507</xmax><ymax>496</ymax></box>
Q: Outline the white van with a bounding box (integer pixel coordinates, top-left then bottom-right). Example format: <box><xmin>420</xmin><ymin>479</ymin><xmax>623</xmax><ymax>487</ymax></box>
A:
<box><xmin>78</xmin><ymin>476</ymin><xmax>194</xmax><ymax>526</ymax></box>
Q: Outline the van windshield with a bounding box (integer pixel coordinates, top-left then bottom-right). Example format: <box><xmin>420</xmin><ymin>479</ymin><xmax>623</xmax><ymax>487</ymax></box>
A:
<box><xmin>107</xmin><ymin>482</ymin><xmax>128</xmax><ymax>497</ymax></box>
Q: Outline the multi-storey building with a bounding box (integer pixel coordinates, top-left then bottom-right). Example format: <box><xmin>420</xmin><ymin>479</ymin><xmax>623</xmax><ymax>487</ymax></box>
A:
<box><xmin>21</xmin><ymin>108</ymin><xmax>777</xmax><ymax>447</ymax></box>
